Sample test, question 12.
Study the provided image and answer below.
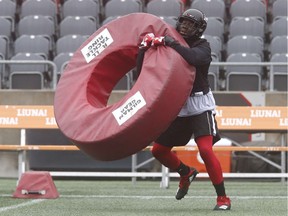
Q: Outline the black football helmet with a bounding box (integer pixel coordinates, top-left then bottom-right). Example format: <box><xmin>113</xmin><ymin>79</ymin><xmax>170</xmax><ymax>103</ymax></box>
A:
<box><xmin>176</xmin><ymin>9</ymin><xmax>207</xmax><ymax>39</ymax></box>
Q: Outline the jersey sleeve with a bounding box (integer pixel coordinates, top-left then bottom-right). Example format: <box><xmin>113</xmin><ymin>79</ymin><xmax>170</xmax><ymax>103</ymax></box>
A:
<box><xmin>170</xmin><ymin>41</ymin><xmax>212</xmax><ymax>66</ymax></box>
<box><xmin>135</xmin><ymin>48</ymin><xmax>147</xmax><ymax>80</ymax></box>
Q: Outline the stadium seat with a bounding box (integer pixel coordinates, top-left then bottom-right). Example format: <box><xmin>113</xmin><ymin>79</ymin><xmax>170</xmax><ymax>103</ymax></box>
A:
<box><xmin>0</xmin><ymin>35</ymin><xmax>9</xmax><ymax>59</ymax></box>
<box><xmin>0</xmin><ymin>0</ymin><xmax>16</xmax><ymax>18</ymax></box>
<box><xmin>59</xmin><ymin>16</ymin><xmax>97</xmax><ymax>37</ymax></box>
<box><xmin>159</xmin><ymin>16</ymin><xmax>178</xmax><ymax>27</ymax></box>
<box><xmin>229</xmin><ymin>16</ymin><xmax>265</xmax><ymax>39</ymax></box>
<box><xmin>0</xmin><ymin>36</ymin><xmax>8</xmax><ymax>84</ymax></box>
<box><xmin>101</xmin><ymin>16</ymin><xmax>120</xmax><ymax>26</ymax></box>
<box><xmin>56</xmin><ymin>35</ymin><xmax>88</xmax><ymax>55</ymax></box>
<box><xmin>208</xmin><ymin>54</ymin><xmax>220</xmax><ymax>91</ymax></box>
<box><xmin>17</xmin><ymin>15</ymin><xmax>56</xmax><ymax>39</ymax></box>
<box><xmin>226</xmin><ymin>35</ymin><xmax>264</xmax><ymax>60</ymax></box>
<box><xmin>9</xmin><ymin>53</ymin><xmax>47</xmax><ymax>89</ymax></box>
<box><xmin>270</xmin><ymin>53</ymin><xmax>288</xmax><ymax>73</ymax></box>
<box><xmin>9</xmin><ymin>52</ymin><xmax>46</xmax><ymax>75</ymax></box>
<box><xmin>20</xmin><ymin>0</ymin><xmax>58</xmax><ymax>20</ymax></box>
<box><xmin>270</xmin><ymin>53</ymin><xmax>288</xmax><ymax>91</ymax></box>
<box><xmin>146</xmin><ymin>0</ymin><xmax>184</xmax><ymax>17</ymax></box>
<box><xmin>201</xmin><ymin>34</ymin><xmax>222</xmax><ymax>60</ymax></box>
<box><xmin>269</xmin><ymin>35</ymin><xmax>288</xmax><ymax>56</ymax></box>
<box><xmin>62</xmin><ymin>0</ymin><xmax>101</xmax><ymax>21</ymax></box>
<box><xmin>145</xmin><ymin>0</ymin><xmax>188</xmax><ymax>4</ymax></box>
<box><xmin>230</xmin><ymin>0</ymin><xmax>267</xmax><ymax>21</ymax></box>
<box><xmin>10</xmin><ymin>72</ymin><xmax>44</xmax><ymax>89</ymax></box>
<box><xmin>0</xmin><ymin>16</ymin><xmax>13</xmax><ymax>39</ymax></box>
<box><xmin>272</xmin><ymin>0</ymin><xmax>288</xmax><ymax>18</ymax></box>
<box><xmin>271</xmin><ymin>16</ymin><xmax>288</xmax><ymax>39</ymax></box>
<box><xmin>230</xmin><ymin>0</ymin><xmax>268</xmax><ymax>8</ymax></box>
<box><xmin>205</xmin><ymin>17</ymin><xmax>225</xmax><ymax>41</ymax></box>
<box><xmin>104</xmin><ymin>0</ymin><xmax>143</xmax><ymax>18</ymax></box>
<box><xmin>14</xmin><ymin>35</ymin><xmax>51</xmax><ymax>59</ymax></box>
<box><xmin>191</xmin><ymin>0</ymin><xmax>226</xmax><ymax>21</ymax></box>
<box><xmin>226</xmin><ymin>53</ymin><xmax>263</xmax><ymax>91</ymax></box>
<box><xmin>0</xmin><ymin>54</ymin><xmax>3</xmax><ymax>88</ymax></box>
<box><xmin>53</xmin><ymin>52</ymin><xmax>73</xmax><ymax>74</ymax></box>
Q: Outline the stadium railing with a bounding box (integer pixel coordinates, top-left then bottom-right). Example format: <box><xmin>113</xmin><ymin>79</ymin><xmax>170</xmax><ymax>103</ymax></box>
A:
<box><xmin>210</xmin><ymin>61</ymin><xmax>288</xmax><ymax>91</ymax></box>
<box><xmin>0</xmin><ymin>60</ymin><xmax>58</xmax><ymax>89</ymax></box>
<box><xmin>0</xmin><ymin>105</ymin><xmax>287</xmax><ymax>187</ymax></box>
<box><xmin>0</xmin><ymin>60</ymin><xmax>287</xmax><ymax>91</ymax></box>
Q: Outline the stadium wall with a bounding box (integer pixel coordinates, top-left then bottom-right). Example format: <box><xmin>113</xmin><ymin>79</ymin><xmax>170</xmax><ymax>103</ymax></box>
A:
<box><xmin>0</xmin><ymin>90</ymin><xmax>287</xmax><ymax>178</ymax></box>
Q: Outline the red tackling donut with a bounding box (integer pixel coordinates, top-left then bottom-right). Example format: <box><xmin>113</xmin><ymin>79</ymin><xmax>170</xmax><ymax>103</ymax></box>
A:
<box><xmin>54</xmin><ymin>13</ymin><xmax>195</xmax><ymax>161</ymax></box>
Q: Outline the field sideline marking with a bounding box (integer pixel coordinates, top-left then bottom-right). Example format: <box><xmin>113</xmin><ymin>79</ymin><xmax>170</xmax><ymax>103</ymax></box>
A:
<box><xmin>0</xmin><ymin>194</ymin><xmax>287</xmax><ymax>199</ymax></box>
<box><xmin>0</xmin><ymin>199</ymin><xmax>45</xmax><ymax>213</ymax></box>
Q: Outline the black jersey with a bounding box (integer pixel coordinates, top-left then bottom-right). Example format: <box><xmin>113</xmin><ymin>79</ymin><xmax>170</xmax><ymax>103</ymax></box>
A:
<box><xmin>170</xmin><ymin>38</ymin><xmax>212</xmax><ymax>93</ymax></box>
<box><xmin>136</xmin><ymin>38</ymin><xmax>212</xmax><ymax>94</ymax></box>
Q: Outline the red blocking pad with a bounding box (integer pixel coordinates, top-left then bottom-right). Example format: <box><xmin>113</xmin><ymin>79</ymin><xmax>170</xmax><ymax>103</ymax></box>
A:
<box><xmin>13</xmin><ymin>171</ymin><xmax>59</xmax><ymax>199</ymax></box>
<box><xmin>54</xmin><ymin>13</ymin><xmax>196</xmax><ymax>161</ymax></box>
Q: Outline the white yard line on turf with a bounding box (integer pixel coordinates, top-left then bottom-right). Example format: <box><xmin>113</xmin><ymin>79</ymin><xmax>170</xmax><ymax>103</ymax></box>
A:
<box><xmin>60</xmin><ymin>195</ymin><xmax>287</xmax><ymax>199</ymax></box>
<box><xmin>0</xmin><ymin>199</ymin><xmax>45</xmax><ymax>213</ymax></box>
<box><xmin>0</xmin><ymin>194</ymin><xmax>287</xmax><ymax>200</ymax></box>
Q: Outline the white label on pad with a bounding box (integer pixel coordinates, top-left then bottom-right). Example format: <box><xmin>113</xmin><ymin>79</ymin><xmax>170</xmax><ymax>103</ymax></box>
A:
<box><xmin>81</xmin><ymin>28</ymin><xmax>114</xmax><ymax>63</ymax></box>
<box><xmin>112</xmin><ymin>91</ymin><xmax>146</xmax><ymax>125</ymax></box>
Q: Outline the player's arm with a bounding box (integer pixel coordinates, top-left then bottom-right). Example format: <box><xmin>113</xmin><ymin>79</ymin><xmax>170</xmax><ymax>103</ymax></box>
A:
<box><xmin>152</xmin><ymin>36</ymin><xmax>212</xmax><ymax>66</ymax></box>
<box><xmin>135</xmin><ymin>33</ymin><xmax>155</xmax><ymax>79</ymax></box>
<box><xmin>135</xmin><ymin>48</ymin><xmax>146</xmax><ymax>79</ymax></box>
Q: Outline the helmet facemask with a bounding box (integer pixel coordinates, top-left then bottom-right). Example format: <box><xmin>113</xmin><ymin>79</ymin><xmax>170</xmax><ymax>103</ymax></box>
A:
<box><xmin>177</xmin><ymin>18</ymin><xmax>201</xmax><ymax>39</ymax></box>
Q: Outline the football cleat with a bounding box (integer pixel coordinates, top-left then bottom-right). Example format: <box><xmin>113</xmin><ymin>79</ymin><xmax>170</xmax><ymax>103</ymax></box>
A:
<box><xmin>213</xmin><ymin>196</ymin><xmax>231</xmax><ymax>210</ymax></box>
<box><xmin>175</xmin><ymin>167</ymin><xmax>198</xmax><ymax>200</ymax></box>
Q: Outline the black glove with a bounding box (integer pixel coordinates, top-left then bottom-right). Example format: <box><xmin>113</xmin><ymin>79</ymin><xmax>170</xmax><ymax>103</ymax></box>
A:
<box><xmin>164</xmin><ymin>36</ymin><xmax>178</xmax><ymax>47</ymax></box>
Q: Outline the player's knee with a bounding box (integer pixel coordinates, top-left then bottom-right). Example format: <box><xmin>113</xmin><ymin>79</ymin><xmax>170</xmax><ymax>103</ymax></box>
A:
<box><xmin>196</xmin><ymin>136</ymin><xmax>214</xmax><ymax>159</ymax></box>
<box><xmin>151</xmin><ymin>143</ymin><xmax>160</xmax><ymax>158</ymax></box>
<box><xmin>199</xmin><ymin>150</ymin><xmax>210</xmax><ymax>161</ymax></box>
<box><xmin>151</xmin><ymin>143</ymin><xmax>170</xmax><ymax>158</ymax></box>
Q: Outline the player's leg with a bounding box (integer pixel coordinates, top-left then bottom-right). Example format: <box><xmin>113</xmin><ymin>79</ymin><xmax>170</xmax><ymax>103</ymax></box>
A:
<box><xmin>151</xmin><ymin>143</ymin><xmax>198</xmax><ymax>200</ymax></box>
<box><xmin>193</xmin><ymin>111</ymin><xmax>231</xmax><ymax>210</ymax></box>
<box><xmin>196</xmin><ymin>135</ymin><xmax>224</xmax><ymax>186</ymax></box>
<box><xmin>151</xmin><ymin>116</ymin><xmax>198</xmax><ymax>200</ymax></box>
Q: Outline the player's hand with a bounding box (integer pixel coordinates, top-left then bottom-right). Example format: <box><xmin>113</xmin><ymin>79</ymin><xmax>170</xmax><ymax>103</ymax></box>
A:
<box><xmin>151</xmin><ymin>36</ymin><xmax>177</xmax><ymax>47</ymax></box>
<box><xmin>139</xmin><ymin>33</ymin><xmax>155</xmax><ymax>49</ymax></box>
<box><xmin>151</xmin><ymin>36</ymin><xmax>165</xmax><ymax>47</ymax></box>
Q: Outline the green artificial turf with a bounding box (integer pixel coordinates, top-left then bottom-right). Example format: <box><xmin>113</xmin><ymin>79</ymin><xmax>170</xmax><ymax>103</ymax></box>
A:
<box><xmin>0</xmin><ymin>179</ymin><xmax>287</xmax><ymax>216</ymax></box>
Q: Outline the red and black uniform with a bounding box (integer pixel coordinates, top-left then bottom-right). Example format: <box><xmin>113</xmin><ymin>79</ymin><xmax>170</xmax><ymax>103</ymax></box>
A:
<box><xmin>136</xmin><ymin>8</ymin><xmax>231</xmax><ymax>210</ymax></box>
